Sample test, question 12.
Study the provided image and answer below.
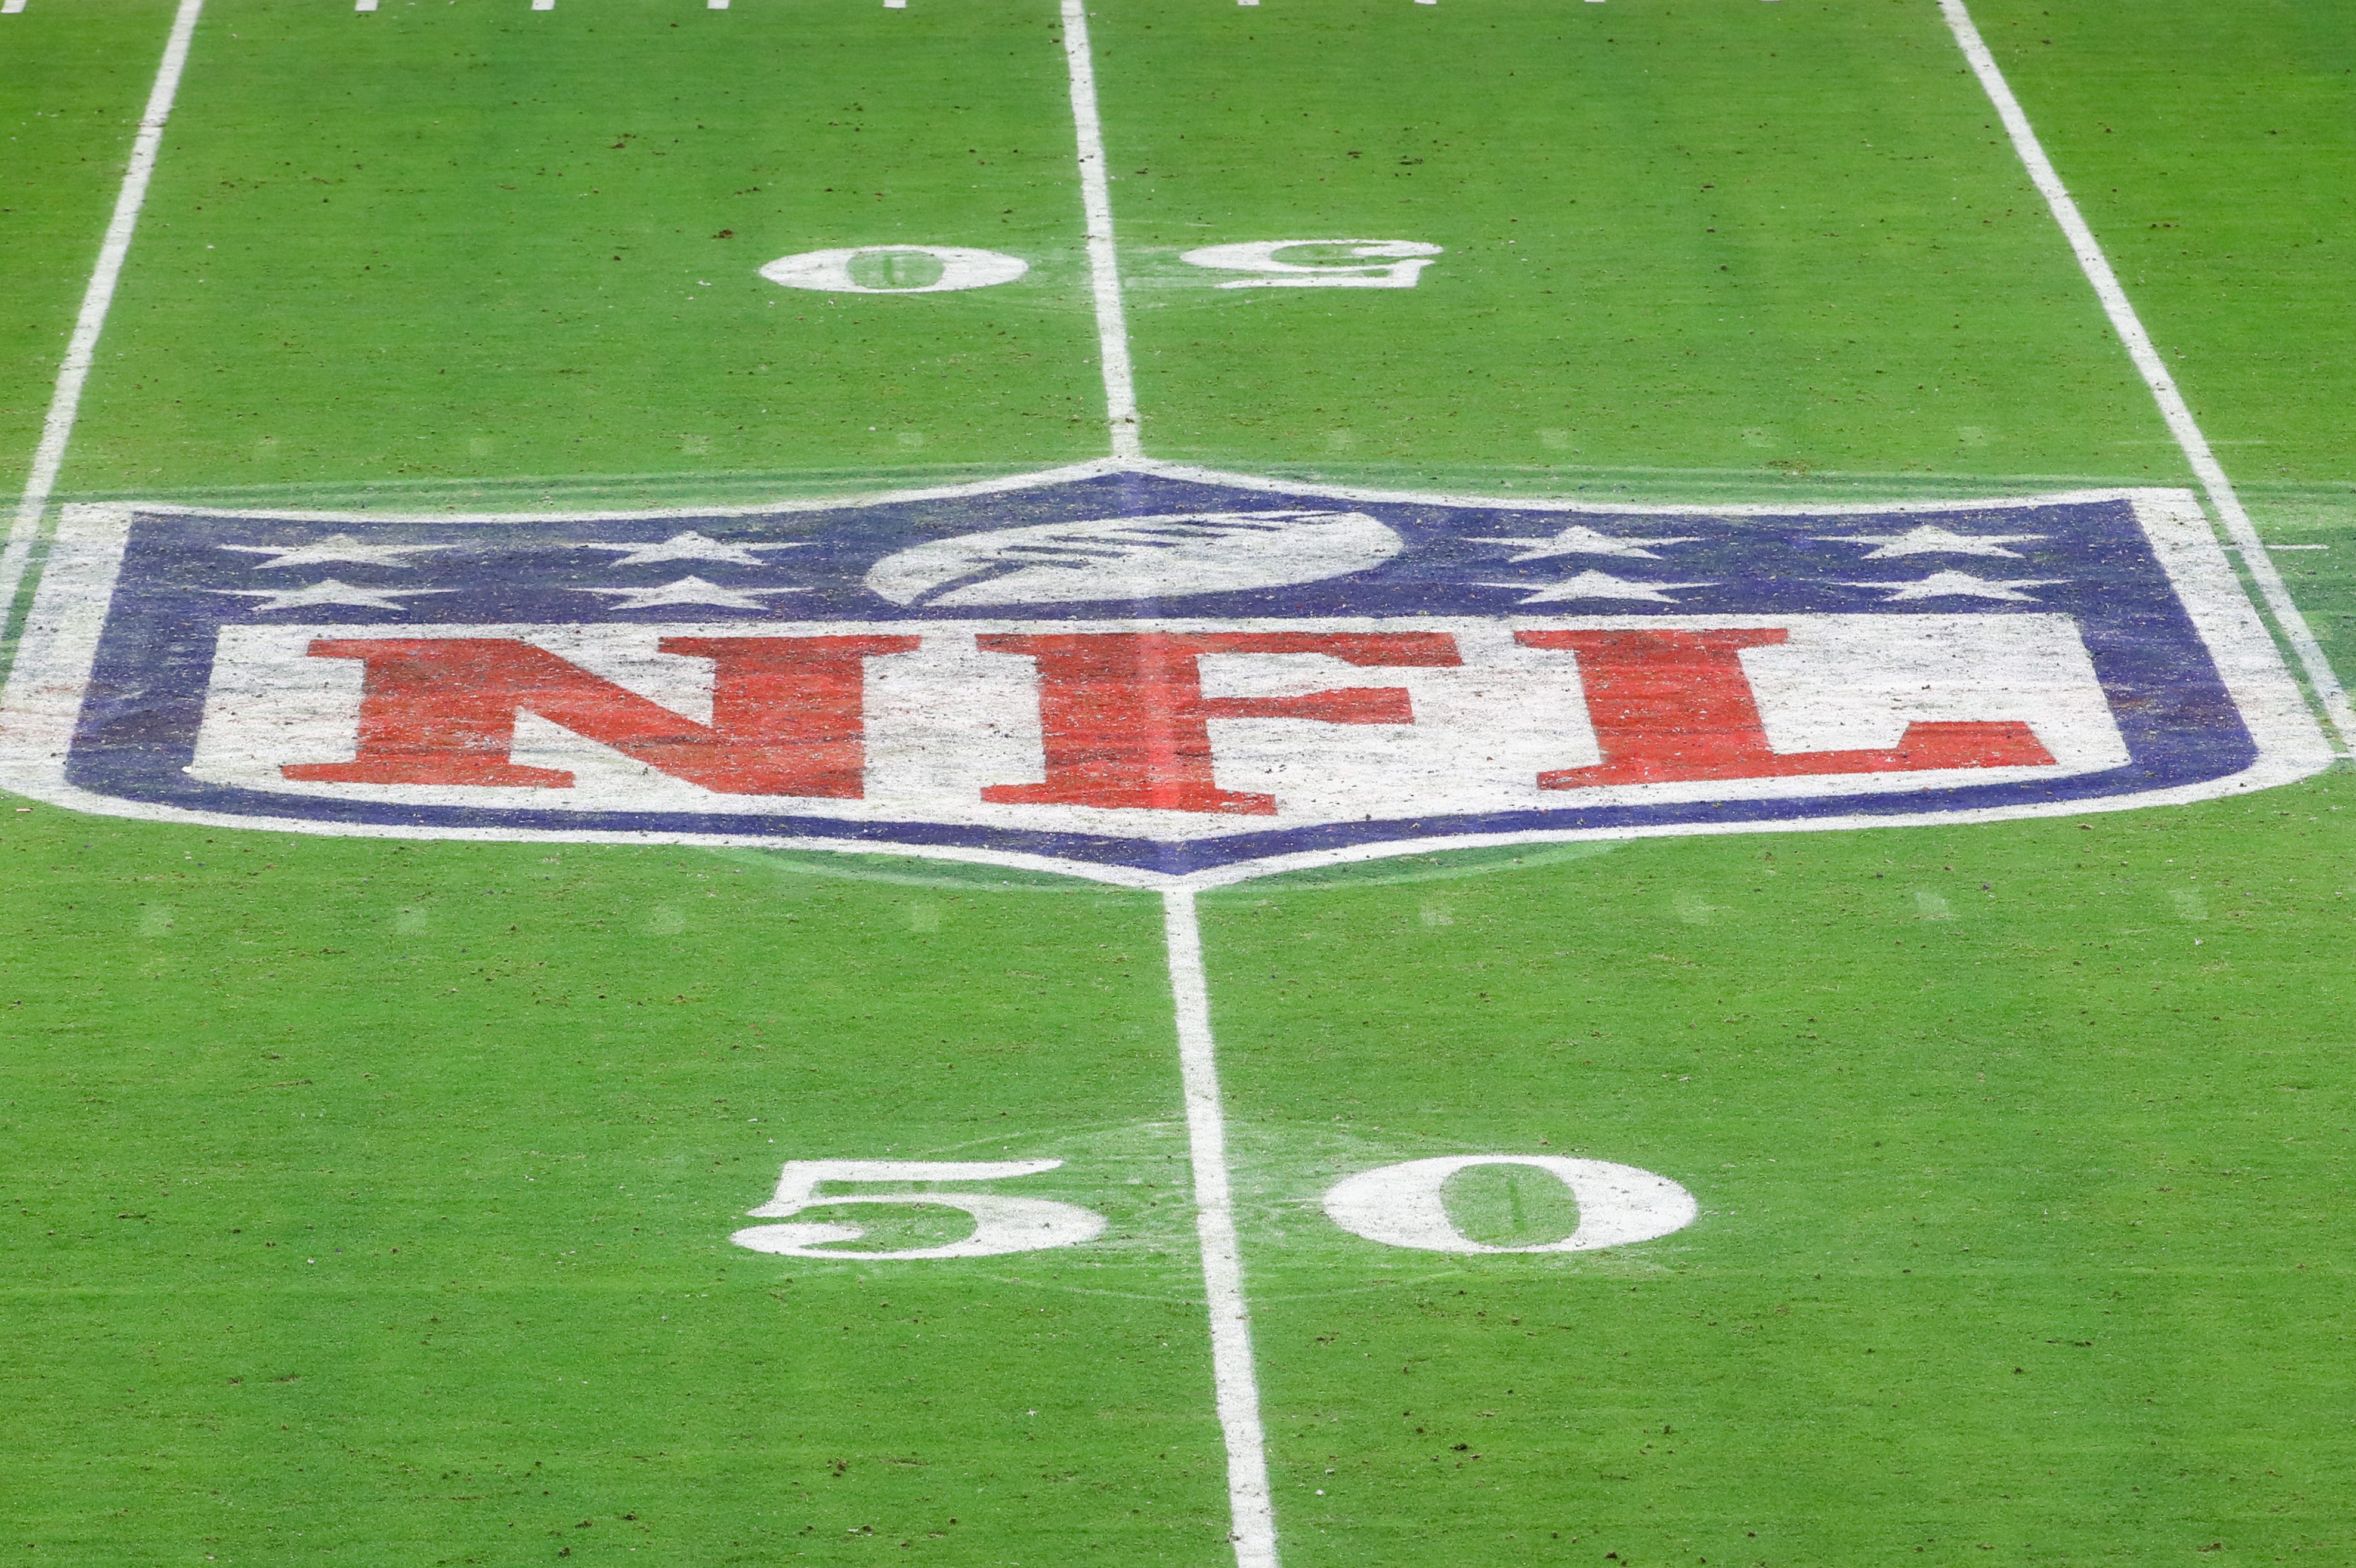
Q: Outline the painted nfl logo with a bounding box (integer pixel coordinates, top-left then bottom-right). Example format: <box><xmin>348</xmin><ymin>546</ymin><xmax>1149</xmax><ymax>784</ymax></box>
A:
<box><xmin>0</xmin><ymin>460</ymin><xmax>2326</xmax><ymax>886</ymax></box>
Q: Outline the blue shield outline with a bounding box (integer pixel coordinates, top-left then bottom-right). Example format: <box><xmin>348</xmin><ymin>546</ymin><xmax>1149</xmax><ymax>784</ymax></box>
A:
<box><xmin>0</xmin><ymin>460</ymin><xmax>2329</xmax><ymax>888</ymax></box>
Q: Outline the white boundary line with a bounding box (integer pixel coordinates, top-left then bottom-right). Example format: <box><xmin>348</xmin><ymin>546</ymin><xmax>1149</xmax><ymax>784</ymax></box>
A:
<box><xmin>1939</xmin><ymin>0</ymin><xmax>2354</xmax><ymax>758</ymax></box>
<box><xmin>0</xmin><ymin>0</ymin><xmax>205</xmax><ymax>639</ymax></box>
<box><xmin>1162</xmin><ymin>889</ymin><xmax>1280</xmax><ymax>1568</ymax></box>
<box><xmin>1058</xmin><ymin>0</ymin><xmax>1143</xmax><ymax>460</ymax></box>
<box><xmin>1058</xmin><ymin>8</ymin><xmax>1272</xmax><ymax>1562</ymax></box>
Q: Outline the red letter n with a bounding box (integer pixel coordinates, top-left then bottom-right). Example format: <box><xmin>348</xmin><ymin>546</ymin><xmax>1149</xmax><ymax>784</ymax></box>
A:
<box><xmin>283</xmin><ymin>635</ymin><xmax>919</xmax><ymax>797</ymax></box>
<box><xmin>1516</xmin><ymin>627</ymin><xmax>2053</xmax><ymax>789</ymax></box>
<box><xmin>978</xmin><ymin>630</ymin><xmax>1461</xmax><ymax>815</ymax></box>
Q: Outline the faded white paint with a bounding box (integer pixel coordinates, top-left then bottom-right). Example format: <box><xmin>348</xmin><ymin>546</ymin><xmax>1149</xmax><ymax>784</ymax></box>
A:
<box><xmin>1324</xmin><ymin>1155</ymin><xmax>1699</xmax><ymax>1254</ymax></box>
<box><xmin>730</xmin><ymin>1159</ymin><xmax>1105</xmax><ymax>1260</ymax></box>
<box><xmin>865</xmin><ymin>509</ymin><xmax>1401</xmax><ymax>607</ymax></box>
<box><xmin>1180</xmin><ymin>240</ymin><xmax>1442</xmax><ymax>290</ymax></box>
<box><xmin>759</xmin><ymin>246</ymin><xmax>1027</xmax><ymax>295</ymax></box>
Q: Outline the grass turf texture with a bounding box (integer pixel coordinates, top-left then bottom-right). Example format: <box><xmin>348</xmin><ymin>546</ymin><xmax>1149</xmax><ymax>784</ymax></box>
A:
<box><xmin>2</xmin><ymin>1</ymin><xmax>2354</xmax><ymax>1564</ymax></box>
<box><xmin>60</xmin><ymin>0</ymin><xmax>1111</xmax><ymax>507</ymax></box>
<box><xmin>1207</xmin><ymin>787</ymin><xmax>2356</xmax><ymax>1565</ymax></box>
<box><xmin>0</xmin><ymin>0</ymin><xmax>180</xmax><ymax>504</ymax></box>
<box><xmin>4</xmin><ymin>818</ymin><xmax>1230</xmax><ymax>1564</ymax></box>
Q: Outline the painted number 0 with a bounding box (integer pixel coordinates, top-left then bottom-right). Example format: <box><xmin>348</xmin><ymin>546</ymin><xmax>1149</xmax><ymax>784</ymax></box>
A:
<box><xmin>759</xmin><ymin>246</ymin><xmax>1031</xmax><ymax>295</ymax></box>
<box><xmin>1324</xmin><ymin>1155</ymin><xmax>1699</xmax><ymax>1255</ymax></box>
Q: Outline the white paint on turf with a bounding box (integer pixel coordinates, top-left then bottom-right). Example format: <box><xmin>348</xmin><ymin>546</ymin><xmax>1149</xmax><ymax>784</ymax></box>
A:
<box><xmin>862</xmin><ymin>508</ymin><xmax>1400</xmax><ymax>605</ymax></box>
<box><xmin>1058</xmin><ymin>0</ymin><xmax>1143</xmax><ymax>460</ymax></box>
<box><xmin>1940</xmin><ymin>0</ymin><xmax>2355</xmax><ymax>759</ymax></box>
<box><xmin>3</xmin><ymin>480</ymin><xmax>2326</xmax><ymax>892</ymax></box>
<box><xmin>1</xmin><ymin>1</ymin><xmax>27</xmax><ymax>14</ymax></box>
<box><xmin>1180</xmin><ymin>240</ymin><xmax>1442</xmax><ymax>290</ymax></box>
<box><xmin>1162</xmin><ymin>887</ymin><xmax>1279</xmax><ymax>1568</ymax></box>
<box><xmin>1324</xmin><ymin>1155</ymin><xmax>1698</xmax><ymax>1254</ymax></box>
<box><xmin>760</xmin><ymin>245</ymin><xmax>1028</xmax><ymax>295</ymax></box>
<box><xmin>729</xmin><ymin>1158</ymin><xmax>1107</xmax><ymax>1261</ymax></box>
<box><xmin>0</xmin><ymin>0</ymin><xmax>204</xmax><ymax>643</ymax></box>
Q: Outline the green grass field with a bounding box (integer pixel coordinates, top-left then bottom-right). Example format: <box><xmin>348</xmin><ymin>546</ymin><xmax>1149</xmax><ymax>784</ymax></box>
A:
<box><xmin>4</xmin><ymin>3</ymin><xmax>2354</xmax><ymax>1564</ymax></box>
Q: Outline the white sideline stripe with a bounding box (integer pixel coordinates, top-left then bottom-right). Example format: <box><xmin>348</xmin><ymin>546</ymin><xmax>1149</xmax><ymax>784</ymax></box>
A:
<box><xmin>1940</xmin><ymin>0</ymin><xmax>2355</xmax><ymax>757</ymax></box>
<box><xmin>0</xmin><ymin>0</ymin><xmax>203</xmax><ymax>639</ymax></box>
<box><xmin>1162</xmin><ymin>889</ymin><xmax>1280</xmax><ymax>1568</ymax></box>
<box><xmin>1057</xmin><ymin>0</ymin><xmax>1143</xmax><ymax>460</ymax></box>
<box><xmin>2</xmin><ymin>1</ymin><xmax>27</xmax><ymax>16</ymax></box>
<box><xmin>532</xmin><ymin>0</ymin><xmax>553</xmax><ymax>10</ymax></box>
<box><xmin>355</xmin><ymin>0</ymin><xmax>376</xmax><ymax>10</ymax></box>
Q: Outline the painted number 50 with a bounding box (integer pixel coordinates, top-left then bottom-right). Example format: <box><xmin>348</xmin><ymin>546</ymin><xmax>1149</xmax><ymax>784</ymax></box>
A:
<box><xmin>729</xmin><ymin>1153</ymin><xmax>1695</xmax><ymax>1260</ymax></box>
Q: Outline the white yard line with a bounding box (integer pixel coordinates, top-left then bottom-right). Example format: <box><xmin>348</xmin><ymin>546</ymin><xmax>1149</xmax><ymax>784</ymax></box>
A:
<box><xmin>0</xmin><ymin>0</ymin><xmax>205</xmax><ymax>640</ymax></box>
<box><xmin>1056</xmin><ymin>8</ymin><xmax>1272</xmax><ymax>1557</ymax></box>
<box><xmin>1161</xmin><ymin>889</ymin><xmax>1281</xmax><ymax>1568</ymax></box>
<box><xmin>1057</xmin><ymin>0</ymin><xmax>1143</xmax><ymax>460</ymax></box>
<box><xmin>1940</xmin><ymin>0</ymin><xmax>2355</xmax><ymax>757</ymax></box>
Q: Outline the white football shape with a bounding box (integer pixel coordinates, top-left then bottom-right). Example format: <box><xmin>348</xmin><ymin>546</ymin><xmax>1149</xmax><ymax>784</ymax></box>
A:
<box><xmin>863</xmin><ymin>509</ymin><xmax>1403</xmax><ymax>607</ymax></box>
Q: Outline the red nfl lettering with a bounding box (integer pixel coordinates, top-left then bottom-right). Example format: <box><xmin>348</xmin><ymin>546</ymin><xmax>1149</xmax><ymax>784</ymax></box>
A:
<box><xmin>977</xmin><ymin>631</ymin><xmax>1463</xmax><ymax>815</ymax></box>
<box><xmin>283</xmin><ymin>635</ymin><xmax>920</xmax><ymax>796</ymax></box>
<box><xmin>11</xmin><ymin>475</ymin><xmax>2326</xmax><ymax>878</ymax></box>
<box><xmin>1516</xmin><ymin>627</ymin><xmax>2055</xmax><ymax>788</ymax></box>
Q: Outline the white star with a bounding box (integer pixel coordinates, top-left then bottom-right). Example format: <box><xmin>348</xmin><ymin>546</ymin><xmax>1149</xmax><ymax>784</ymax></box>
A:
<box><xmin>212</xmin><ymin>580</ymin><xmax>452</xmax><ymax>613</ymax></box>
<box><xmin>219</xmin><ymin>534</ymin><xmax>452</xmax><ymax>570</ymax></box>
<box><xmin>1845</xmin><ymin>571</ymin><xmax>2062</xmax><ymax>602</ymax></box>
<box><xmin>1467</xmin><ymin>524</ymin><xmax>1701</xmax><ymax>562</ymax></box>
<box><xmin>574</xmin><ymin>530</ymin><xmax>810</xmax><ymax>567</ymax></box>
<box><xmin>577</xmin><ymin>576</ymin><xmax>811</xmax><ymax>611</ymax></box>
<box><xmin>1482</xmin><ymin>571</ymin><xmax>1715</xmax><ymax>604</ymax></box>
<box><xmin>1815</xmin><ymin>524</ymin><xmax>2046</xmax><ymax>559</ymax></box>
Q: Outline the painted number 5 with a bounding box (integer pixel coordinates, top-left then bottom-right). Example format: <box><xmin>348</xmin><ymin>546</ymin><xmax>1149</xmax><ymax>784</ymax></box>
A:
<box><xmin>729</xmin><ymin>1159</ymin><xmax>1108</xmax><ymax>1260</ymax></box>
<box><xmin>1323</xmin><ymin>1155</ymin><xmax>1698</xmax><ymax>1254</ymax></box>
<box><xmin>1179</xmin><ymin>239</ymin><xmax>1443</xmax><ymax>290</ymax></box>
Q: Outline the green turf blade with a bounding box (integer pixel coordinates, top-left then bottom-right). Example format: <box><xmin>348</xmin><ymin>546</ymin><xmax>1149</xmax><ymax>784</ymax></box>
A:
<box><xmin>0</xmin><ymin>1</ymin><xmax>181</xmax><ymax>505</ymax></box>
<box><xmin>1201</xmin><ymin>791</ymin><xmax>2356</xmax><ymax>1564</ymax></box>
<box><xmin>1091</xmin><ymin>0</ymin><xmax>2178</xmax><ymax>496</ymax></box>
<box><xmin>1</xmin><ymin>818</ymin><xmax>1236</xmax><ymax>1564</ymax></box>
<box><xmin>1957</xmin><ymin>0</ymin><xmax>2356</xmax><ymax>705</ymax></box>
<box><xmin>57</xmin><ymin>0</ymin><xmax>1109</xmax><ymax>514</ymax></box>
